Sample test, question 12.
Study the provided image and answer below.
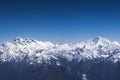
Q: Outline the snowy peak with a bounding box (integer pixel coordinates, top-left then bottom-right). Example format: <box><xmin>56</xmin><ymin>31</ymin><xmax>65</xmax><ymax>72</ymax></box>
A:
<box><xmin>92</xmin><ymin>36</ymin><xmax>110</xmax><ymax>44</ymax></box>
<box><xmin>13</xmin><ymin>37</ymin><xmax>37</xmax><ymax>43</ymax></box>
<box><xmin>12</xmin><ymin>37</ymin><xmax>54</xmax><ymax>48</ymax></box>
<box><xmin>75</xmin><ymin>36</ymin><xmax>112</xmax><ymax>50</ymax></box>
<box><xmin>14</xmin><ymin>37</ymin><xmax>24</xmax><ymax>42</ymax></box>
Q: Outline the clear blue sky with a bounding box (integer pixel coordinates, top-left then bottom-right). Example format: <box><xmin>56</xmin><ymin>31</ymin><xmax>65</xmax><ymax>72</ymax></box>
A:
<box><xmin>0</xmin><ymin>0</ymin><xmax>120</xmax><ymax>43</ymax></box>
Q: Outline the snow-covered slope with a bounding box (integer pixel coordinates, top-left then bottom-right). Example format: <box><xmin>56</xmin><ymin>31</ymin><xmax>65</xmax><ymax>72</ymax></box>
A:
<box><xmin>0</xmin><ymin>36</ymin><xmax>120</xmax><ymax>64</ymax></box>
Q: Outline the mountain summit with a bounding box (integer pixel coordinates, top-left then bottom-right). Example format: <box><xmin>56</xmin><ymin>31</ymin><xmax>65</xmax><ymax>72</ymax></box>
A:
<box><xmin>92</xmin><ymin>36</ymin><xmax>110</xmax><ymax>44</ymax></box>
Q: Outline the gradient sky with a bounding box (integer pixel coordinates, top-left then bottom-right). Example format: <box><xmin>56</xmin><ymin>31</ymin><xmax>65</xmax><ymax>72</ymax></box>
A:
<box><xmin>0</xmin><ymin>0</ymin><xmax>120</xmax><ymax>43</ymax></box>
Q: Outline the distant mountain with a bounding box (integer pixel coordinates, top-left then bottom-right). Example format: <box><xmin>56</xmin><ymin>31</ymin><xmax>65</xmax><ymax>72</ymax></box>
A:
<box><xmin>0</xmin><ymin>36</ymin><xmax>120</xmax><ymax>63</ymax></box>
<box><xmin>0</xmin><ymin>37</ymin><xmax>120</xmax><ymax>80</ymax></box>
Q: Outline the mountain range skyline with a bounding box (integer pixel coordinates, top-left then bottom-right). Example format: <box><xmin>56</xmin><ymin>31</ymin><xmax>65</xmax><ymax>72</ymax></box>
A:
<box><xmin>0</xmin><ymin>0</ymin><xmax>120</xmax><ymax>80</ymax></box>
<box><xmin>0</xmin><ymin>36</ymin><xmax>120</xmax><ymax>44</ymax></box>
<box><xmin>0</xmin><ymin>36</ymin><xmax>120</xmax><ymax>80</ymax></box>
<box><xmin>0</xmin><ymin>36</ymin><xmax>120</xmax><ymax>63</ymax></box>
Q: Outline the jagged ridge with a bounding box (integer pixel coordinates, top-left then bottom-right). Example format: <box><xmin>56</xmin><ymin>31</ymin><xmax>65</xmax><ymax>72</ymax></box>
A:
<box><xmin>0</xmin><ymin>36</ymin><xmax>120</xmax><ymax>65</ymax></box>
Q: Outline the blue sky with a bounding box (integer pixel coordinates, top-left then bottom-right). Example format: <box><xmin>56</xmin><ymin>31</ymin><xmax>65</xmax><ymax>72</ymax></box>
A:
<box><xmin>0</xmin><ymin>0</ymin><xmax>120</xmax><ymax>43</ymax></box>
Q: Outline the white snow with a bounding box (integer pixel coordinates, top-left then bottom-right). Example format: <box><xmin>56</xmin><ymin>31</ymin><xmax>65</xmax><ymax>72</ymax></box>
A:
<box><xmin>0</xmin><ymin>36</ymin><xmax>120</xmax><ymax>64</ymax></box>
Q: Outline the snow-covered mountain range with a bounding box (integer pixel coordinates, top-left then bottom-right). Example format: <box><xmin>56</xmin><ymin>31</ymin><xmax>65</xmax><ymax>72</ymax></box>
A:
<box><xmin>0</xmin><ymin>36</ymin><xmax>120</xmax><ymax>64</ymax></box>
<box><xmin>1</xmin><ymin>36</ymin><xmax>120</xmax><ymax>80</ymax></box>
